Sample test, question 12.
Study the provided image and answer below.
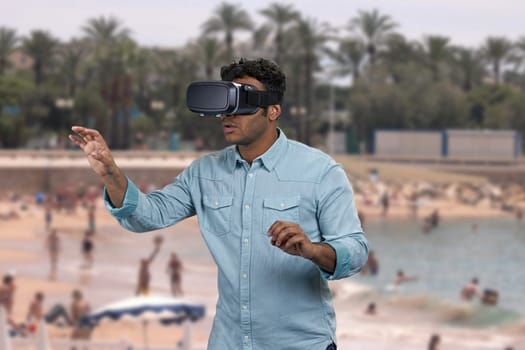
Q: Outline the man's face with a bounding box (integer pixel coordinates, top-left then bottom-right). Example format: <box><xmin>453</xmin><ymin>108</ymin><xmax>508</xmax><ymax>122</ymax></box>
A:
<box><xmin>220</xmin><ymin>76</ymin><xmax>270</xmax><ymax>146</ymax></box>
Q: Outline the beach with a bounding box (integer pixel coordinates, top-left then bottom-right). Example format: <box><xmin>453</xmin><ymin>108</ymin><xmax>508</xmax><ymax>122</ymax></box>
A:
<box><xmin>1</xmin><ymin>173</ymin><xmax>524</xmax><ymax>349</ymax></box>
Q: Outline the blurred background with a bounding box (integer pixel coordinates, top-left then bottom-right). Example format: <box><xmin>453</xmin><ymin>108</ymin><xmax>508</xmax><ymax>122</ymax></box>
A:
<box><xmin>1</xmin><ymin>1</ymin><xmax>525</xmax><ymax>349</ymax></box>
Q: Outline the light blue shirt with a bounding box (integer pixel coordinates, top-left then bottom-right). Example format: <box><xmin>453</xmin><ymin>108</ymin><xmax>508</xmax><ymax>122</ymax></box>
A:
<box><xmin>105</xmin><ymin>129</ymin><xmax>368</xmax><ymax>350</ymax></box>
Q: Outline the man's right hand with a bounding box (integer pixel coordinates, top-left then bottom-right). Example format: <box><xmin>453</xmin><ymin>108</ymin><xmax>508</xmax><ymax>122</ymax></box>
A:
<box><xmin>69</xmin><ymin>126</ymin><xmax>127</xmax><ymax>207</ymax></box>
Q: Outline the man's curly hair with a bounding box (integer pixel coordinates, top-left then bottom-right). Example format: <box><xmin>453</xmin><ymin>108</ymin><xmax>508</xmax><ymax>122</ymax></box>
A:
<box><xmin>220</xmin><ymin>57</ymin><xmax>286</xmax><ymax>102</ymax></box>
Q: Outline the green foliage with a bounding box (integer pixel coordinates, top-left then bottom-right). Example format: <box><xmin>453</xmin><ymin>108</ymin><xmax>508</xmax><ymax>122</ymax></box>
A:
<box><xmin>467</xmin><ymin>84</ymin><xmax>514</xmax><ymax>125</ymax></box>
<box><xmin>2</xmin><ymin>8</ymin><xmax>525</xmax><ymax>150</ymax></box>
<box><xmin>0</xmin><ymin>75</ymin><xmax>33</xmax><ymax>108</ymax></box>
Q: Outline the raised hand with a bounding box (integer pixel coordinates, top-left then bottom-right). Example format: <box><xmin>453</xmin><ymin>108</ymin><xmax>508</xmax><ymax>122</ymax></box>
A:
<box><xmin>69</xmin><ymin>126</ymin><xmax>127</xmax><ymax>208</ymax></box>
<box><xmin>69</xmin><ymin>126</ymin><xmax>118</xmax><ymax>178</ymax></box>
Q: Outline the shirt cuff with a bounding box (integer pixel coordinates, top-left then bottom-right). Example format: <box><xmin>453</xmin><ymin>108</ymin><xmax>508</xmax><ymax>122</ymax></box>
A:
<box><xmin>319</xmin><ymin>240</ymin><xmax>350</xmax><ymax>280</ymax></box>
<box><xmin>103</xmin><ymin>177</ymin><xmax>139</xmax><ymax>218</ymax></box>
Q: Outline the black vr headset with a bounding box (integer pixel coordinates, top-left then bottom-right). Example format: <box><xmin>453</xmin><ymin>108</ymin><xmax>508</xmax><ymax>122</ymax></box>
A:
<box><xmin>186</xmin><ymin>81</ymin><xmax>282</xmax><ymax>117</ymax></box>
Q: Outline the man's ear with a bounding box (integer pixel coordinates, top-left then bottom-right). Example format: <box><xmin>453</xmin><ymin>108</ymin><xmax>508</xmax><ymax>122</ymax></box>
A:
<box><xmin>267</xmin><ymin>105</ymin><xmax>281</xmax><ymax>121</ymax></box>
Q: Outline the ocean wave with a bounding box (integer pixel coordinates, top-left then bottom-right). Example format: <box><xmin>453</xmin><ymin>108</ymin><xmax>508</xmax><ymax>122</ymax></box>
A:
<box><xmin>337</xmin><ymin>281</ymin><xmax>523</xmax><ymax>328</ymax></box>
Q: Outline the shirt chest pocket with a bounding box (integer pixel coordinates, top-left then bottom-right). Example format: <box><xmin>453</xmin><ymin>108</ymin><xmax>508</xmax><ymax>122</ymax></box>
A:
<box><xmin>202</xmin><ymin>195</ymin><xmax>233</xmax><ymax>236</ymax></box>
<box><xmin>262</xmin><ymin>196</ymin><xmax>300</xmax><ymax>233</ymax></box>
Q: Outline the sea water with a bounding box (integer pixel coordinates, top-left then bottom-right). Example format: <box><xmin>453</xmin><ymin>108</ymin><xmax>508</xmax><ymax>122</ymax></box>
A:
<box><xmin>352</xmin><ymin>217</ymin><xmax>525</xmax><ymax>326</ymax></box>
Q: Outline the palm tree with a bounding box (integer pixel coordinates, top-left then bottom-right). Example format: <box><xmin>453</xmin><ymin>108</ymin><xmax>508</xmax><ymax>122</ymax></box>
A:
<box><xmin>0</xmin><ymin>27</ymin><xmax>18</xmax><ymax>75</ymax></box>
<box><xmin>259</xmin><ymin>3</ymin><xmax>300</xmax><ymax>66</ymax></box>
<box><xmin>82</xmin><ymin>16</ymin><xmax>130</xmax><ymax>46</ymax></box>
<box><xmin>59</xmin><ymin>39</ymin><xmax>86</xmax><ymax>96</ymax></box>
<box><xmin>349</xmin><ymin>9</ymin><xmax>398</xmax><ymax>65</ymax></box>
<box><xmin>82</xmin><ymin>16</ymin><xmax>132</xmax><ymax>148</ymax></box>
<box><xmin>290</xmin><ymin>17</ymin><xmax>332</xmax><ymax>145</ymax></box>
<box><xmin>452</xmin><ymin>46</ymin><xmax>484</xmax><ymax>91</ymax></box>
<box><xmin>421</xmin><ymin>35</ymin><xmax>452</xmax><ymax>81</ymax></box>
<box><xmin>190</xmin><ymin>35</ymin><xmax>225</xmax><ymax>79</ymax></box>
<box><xmin>481</xmin><ymin>36</ymin><xmax>512</xmax><ymax>84</ymax></box>
<box><xmin>22</xmin><ymin>30</ymin><xmax>58</xmax><ymax>86</ymax></box>
<box><xmin>201</xmin><ymin>2</ymin><xmax>253</xmax><ymax>62</ymax></box>
<box><xmin>326</xmin><ymin>38</ymin><xmax>366</xmax><ymax>82</ymax></box>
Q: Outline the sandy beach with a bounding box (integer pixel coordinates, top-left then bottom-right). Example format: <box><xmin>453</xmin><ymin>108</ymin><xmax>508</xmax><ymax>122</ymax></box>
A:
<box><xmin>1</xmin><ymin>185</ymin><xmax>524</xmax><ymax>349</ymax></box>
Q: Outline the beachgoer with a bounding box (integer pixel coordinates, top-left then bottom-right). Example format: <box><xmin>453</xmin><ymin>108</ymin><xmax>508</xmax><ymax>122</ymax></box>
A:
<box><xmin>361</xmin><ymin>249</ymin><xmax>379</xmax><ymax>276</ymax></box>
<box><xmin>44</xmin><ymin>201</ymin><xmax>53</xmax><ymax>231</ymax></box>
<box><xmin>44</xmin><ymin>289</ymin><xmax>93</xmax><ymax>343</ymax></box>
<box><xmin>365</xmin><ymin>302</ymin><xmax>377</xmax><ymax>315</ymax></box>
<box><xmin>81</xmin><ymin>230</ymin><xmax>94</xmax><ymax>269</ymax></box>
<box><xmin>423</xmin><ymin>209</ymin><xmax>440</xmax><ymax>233</ymax></box>
<box><xmin>0</xmin><ymin>273</ymin><xmax>20</xmax><ymax>335</ymax></box>
<box><xmin>460</xmin><ymin>277</ymin><xmax>481</xmax><ymax>301</ymax></box>
<box><xmin>166</xmin><ymin>252</ymin><xmax>183</xmax><ymax>296</ymax></box>
<box><xmin>25</xmin><ymin>292</ymin><xmax>44</xmax><ymax>334</ymax></box>
<box><xmin>87</xmin><ymin>205</ymin><xmax>96</xmax><ymax>234</ymax></box>
<box><xmin>70</xmin><ymin>57</ymin><xmax>368</xmax><ymax>349</ymax></box>
<box><xmin>135</xmin><ymin>236</ymin><xmax>162</xmax><ymax>295</ymax></box>
<box><xmin>0</xmin><ymin>273</ymin><xmax>16</xmax><ymax>315</ymax></box>
<box><xmin>428</xmin><ymin>333</ymin><xmax>440</xmax><ymax>350</ymax></box>
<box><xmin>69</xmin><ymin>289</ymin><xmax>92</xmax><ymax>341</ymax></box>
<box><xmin>380</xmin><ymin>191</ymin><xmax>390</xmax><ymax>217</ymax></box>
<box><xmin>46</xmin><ymin>228</ymin><xmax>60</xmax><ymax>279</ymax></box>
<box><xmin>392</xmin><ymin>269</ymin><xmax>418</xmax><ymax>286</ymax></box>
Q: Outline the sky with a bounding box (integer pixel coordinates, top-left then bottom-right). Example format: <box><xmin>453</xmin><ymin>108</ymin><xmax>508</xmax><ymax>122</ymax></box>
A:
<box><xmin>1</xmin><ymin>0</ymin><xmax>524</xmax><ymax>49</ymax></box>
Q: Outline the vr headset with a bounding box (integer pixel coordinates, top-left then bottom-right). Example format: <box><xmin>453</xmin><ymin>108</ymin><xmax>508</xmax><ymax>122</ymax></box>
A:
<box><xmin>186</xmin><ymin>81</ymin><xmax>282</xmax><ymax>117</ymax></box>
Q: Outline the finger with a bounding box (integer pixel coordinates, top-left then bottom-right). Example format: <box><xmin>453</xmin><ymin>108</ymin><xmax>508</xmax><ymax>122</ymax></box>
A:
<box><xmin>68</xmin><ymin>134</ymin><xmax>86</xmax><ymax>148</ymax></box>
<box><xmin>268</xmin><ymin>221</ymin><xmax>295</xmax><ymax>236</ymax></box>
<box><xmin>268</xmin><ymin>221</ymin><xmax>290</xmax><ymax>239</ymax></box>
<box><xmin>272</xmin><ymin>227</ymin><xmax>297</xmax><ymax>247</ymax></box>
<box><xmin>282</xmin><ymin>235</ymin><xmax>305</xmax><ymax>251</ymax></box>
<box><xmin>71</xmin><ymin>126</ymin><xmax>100</xmax><ymax>142</ymax></box>
<box><xmin>70</xmin><ymin>131</ymin><xmax>87</xmax><ymax>144</ymax></box>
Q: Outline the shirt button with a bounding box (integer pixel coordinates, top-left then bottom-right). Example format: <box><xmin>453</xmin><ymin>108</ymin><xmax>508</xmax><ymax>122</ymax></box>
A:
<box><xmin>243</xmin><ymin>238</ymin><xmax>248</xmax><ymax>244</ymax></box>
<box><xmin>280</xmin><ymin>203</ymin><xmax>284</xmax><ymax>207</ymax></box>
<box><xmin>248</xmin><ymin>173</ymin><xmax>253</xmax><ymax>178</ymax></box>
<box><xmin>244</xmin><ymin>204</ymin><xmax>250</xmax><ymax>209</ymax></box>
<box><xmin>242</xmin><ymin>305</ymin><xmax>247</xmax><ymax>310</ymax></box>
<box><xmin>215</xmin><ymin>201</ymin><xmax>219</xmax><ymax>206</ymax></box>
<box><xmin>243</xmin><ymin>273</ymin><xmax>247</xmax><ymax>279</ymax></box>
<box><xmin>244</xmin><ymin>335</ymin><xmax>249</xmax><ymax>341</ymax></box>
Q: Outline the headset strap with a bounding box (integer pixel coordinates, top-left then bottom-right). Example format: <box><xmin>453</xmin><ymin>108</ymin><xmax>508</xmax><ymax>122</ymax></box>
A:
<box><xmin>246</xmin><ymin>90</ymin><xmax>283</xmax><ymax>107</ymax></box>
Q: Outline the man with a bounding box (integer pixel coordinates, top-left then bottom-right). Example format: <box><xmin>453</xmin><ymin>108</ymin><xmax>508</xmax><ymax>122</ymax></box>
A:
<box><xmin>46</xmin><ymin>228</ymin><xmax>60</xmax><ymax>279</ymax></box>
<box><xmin>461</xmin><ymin>277</ymin><xmax>481</xmax><ymax>301</ymax></box>
<box><xmin>25</xmin><ymin>291</ymin><xmax>45</xmax><ymax>334</ymax></box>
<box><xmin>26</xmin><ymin>291</ymin><xmax>45</xmax><ymax>323</ymax></box>
<box><xmin>135</xmin><ymin>237</ymin><xmax>162</xmax><ymax>295</ymax></box>
<box><xmin>69</xmin><ymin>57</ymin><xmax>368</xmax><ymax>350</ymax></box>
<box><xmin>0</xmin><ymin>273</ymin><xmax>16</xmax><ymax>315</ymax></box>
<box><xmin>166</xmin><ymin>252</ymin><xmax>183</xmax><ymax>296</ymax></box>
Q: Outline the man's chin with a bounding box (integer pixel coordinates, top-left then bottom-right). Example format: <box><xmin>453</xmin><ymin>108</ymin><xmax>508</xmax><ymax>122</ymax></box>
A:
<box><xmin>223</xmin><ymin>133</ymin><xmax>240</xmax><ymax>144</ymax></box>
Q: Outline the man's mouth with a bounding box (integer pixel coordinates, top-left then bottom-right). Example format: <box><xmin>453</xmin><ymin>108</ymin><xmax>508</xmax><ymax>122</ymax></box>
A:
<box><xmin>222</xmin><ymin>123</ymin><xmax>236</xmax><ymax>133</ymax></box>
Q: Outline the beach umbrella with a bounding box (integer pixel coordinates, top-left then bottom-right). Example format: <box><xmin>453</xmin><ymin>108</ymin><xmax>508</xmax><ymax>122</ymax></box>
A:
<box><xmin>0</xmin><ymin>307</ymin><xmax>11</xmax><ymax>350</ymax></box>
<box><xmin>83</xmin><ymin>295</ymin><xmax>205</xmax><ymax>350</ymax></box>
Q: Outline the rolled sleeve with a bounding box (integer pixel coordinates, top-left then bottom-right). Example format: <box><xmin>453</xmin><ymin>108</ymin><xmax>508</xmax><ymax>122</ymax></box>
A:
<box><xmin>103</xmin><ymin>177</ymin><xmax>139</xmax><ymax>218</ymax></box>
<box><xmin>320</xmin><ymin>235</ymin><xmax>368</xmax><ymax>280</ymax></box>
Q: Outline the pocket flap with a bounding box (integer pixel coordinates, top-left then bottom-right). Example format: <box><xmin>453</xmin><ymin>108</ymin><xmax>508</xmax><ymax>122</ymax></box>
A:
<box><xmin>203</xmin><ymin>196</ymin><xmax>233</xmax><ymax>209</ymax></box>
<box><xmin>263</xmin><ymin>196</ymin><xmax>300</xmax><ymax>210</ymax></box>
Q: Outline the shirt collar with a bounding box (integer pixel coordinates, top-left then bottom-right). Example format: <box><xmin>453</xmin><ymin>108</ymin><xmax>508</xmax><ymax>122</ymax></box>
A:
<box><xmin>227</xmin><ymin>128</ymin><xmax>287</xmax><ymax>172</ymax></box>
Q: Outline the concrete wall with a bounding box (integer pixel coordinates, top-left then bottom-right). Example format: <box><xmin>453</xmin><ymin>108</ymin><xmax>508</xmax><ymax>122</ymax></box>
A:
<box><xmin>374</xmin><ymin>130</ymin><xmax>443</xmax><ymax>158</ymax></box>
<box><xmin>0</xmin><ymin>150</ymin><xmax>195</xmax><ymax>195</ymax></box>
<box><xmin>0</xmin><ymin>166</ymin><xmax>185</xmax><ymax>194</ymax></box>
<box><xmin>446</xmin><ymin>130</ymin><xmax>520</xmax><ymax>160</ymax></box>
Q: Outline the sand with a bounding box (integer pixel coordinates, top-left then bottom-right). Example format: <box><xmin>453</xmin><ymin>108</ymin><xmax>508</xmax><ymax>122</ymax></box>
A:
<box><xmin>1</xmin><ymin>193</ymin><xmax>524</xmax><ymax>350</ymax></box>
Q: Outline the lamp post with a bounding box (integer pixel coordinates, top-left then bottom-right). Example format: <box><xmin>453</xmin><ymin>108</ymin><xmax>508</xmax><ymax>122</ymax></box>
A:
<box><xmin>150</xmin><ymin>100</ymin><xmax>165</xmax><ymax>128</ymax></box>
<box><xmin>289</xmin><ymin>106</ymin><xmax>307</xmax><ymax>142</ymax></box>
<box><xmin>55</xmin><ymin>97</ymin><xmax>75</xmax><ymax>134</ymax></box>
